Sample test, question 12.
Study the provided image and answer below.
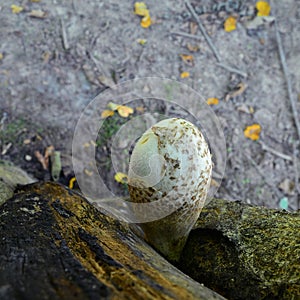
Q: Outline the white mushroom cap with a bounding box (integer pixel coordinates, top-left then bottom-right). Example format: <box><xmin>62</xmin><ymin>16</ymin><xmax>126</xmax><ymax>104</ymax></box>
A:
<box><xmin>128</xmin><ymin>118</ymin><xmax>212</xmax><ymax>261</ymax></box>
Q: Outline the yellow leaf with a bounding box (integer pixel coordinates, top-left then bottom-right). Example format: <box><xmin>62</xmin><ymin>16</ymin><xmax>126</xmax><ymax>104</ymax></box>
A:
<box><xmin>114</xmin><ymin>172</ymin><xmax>128</xmax><ymax>184</ymax></box>
<box><xmin>180</xmin><ymin>54</ymin><xmax>194</xmax><ymax>66</ymax></box>
<box><xmin>117</xmin><ymin>105</ymin><xmax>134</xmax><ymax>118</ymax></box>
<box><xmin>180</xmin><ymin>72</ymin><xmax>190</xmax><ymax>79</ymax></box>
<box><xmin>101</xmin><ymin>110</ymin><xmax>114</xmax><ymax>118</ymax></box>
<box><xmin>206</xmin><ymin>98</ymin><xmax>219</xmax><ymax>105</ymax></box>
<box><xmin>11</xmin><ymin>4</ymin><xmax>24</xmax><ymax>14</ymax></box>
<box><xmin>107</xmin><ymin>102</ymin><xmax>120</xmax><ymax>111</ymax></box>
<box><xmin>141</xmin><ymin>13</ymin><xmax>152</xmax><ymax>28</ymax></box>
<box><xmin>137</xmin><ymin>38</ymin><xmax>147</xmax><ymax>45</ymax></box>
<box><xmin>0</xmin><ymin>53</ymin><xmax>3</xmax><ymax>60</ymax></box>
<box><xmin>68</xmin><ymin>177</ymin><xmax>76</xmax><ymax>189</ymax></box>
<box><xmin>224</xmin><ymin>16</ymin><xmax>237</xmax><ymax>32</ymax></box>
<box><xmin>244</xmin><ymin>124</ymin><xmax>261</xmax><ymax>141</ymax></box>
<box><xmin>134</xmin><ymin>2</ymin><xmax>148</xmax><ymax>16</ymax></box>
<box><xmin>256</xmin><ymin>1</ymin><xmax>271</xmax><ymax>16</ymax></box>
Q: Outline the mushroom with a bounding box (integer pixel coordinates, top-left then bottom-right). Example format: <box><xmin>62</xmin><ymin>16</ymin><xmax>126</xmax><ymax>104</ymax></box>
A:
<box><xmin>128</xmin><ymin>118</ymin><xmax>212</xmax><ymax>262</ymax></box>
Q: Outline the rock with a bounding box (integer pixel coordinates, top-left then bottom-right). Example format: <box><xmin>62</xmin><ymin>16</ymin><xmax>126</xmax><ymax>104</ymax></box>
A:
<box><xmin>0</xmin><ymin>160</ymin><xmax>36</xmax><ymax>205</ymax></box>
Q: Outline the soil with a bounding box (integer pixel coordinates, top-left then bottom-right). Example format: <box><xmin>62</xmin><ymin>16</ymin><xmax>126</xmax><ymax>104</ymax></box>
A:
<box><xmin>0</xmin><ymin>0</ymin><xmax>299</xmax><ymax>211</ymax></box>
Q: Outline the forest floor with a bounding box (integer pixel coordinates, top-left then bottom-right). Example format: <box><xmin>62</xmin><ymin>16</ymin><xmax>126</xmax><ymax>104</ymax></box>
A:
<box><xmin>0</xmin><ymin>0</ymin><xmax>299</xmax><ymax>211</ymax></box>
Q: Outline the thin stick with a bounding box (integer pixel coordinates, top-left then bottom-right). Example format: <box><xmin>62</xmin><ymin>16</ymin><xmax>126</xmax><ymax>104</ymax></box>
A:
<box><xmin>259</xmin><ymin>141</ymin><xmax>292</xmax><ymax>161</ymax></box>
<box><xmin>216</xmin><ymin>63</ymin><xmax>247</xmax><ymax>78</ymax></box>
<box><xmin>185</xmin><ymin>0</ymin><xmax>221</xmax><ymax>62</ymax></box>
<box><xmin>170</xmin><ymin>31</ymin><xmax>203</xmax><ymax>41</ymax></box>
<box><xmin>274</xmin><ymin>21</ymin><xmax>300</xmax><ymax>142</ymax></box>
<box><xmin>60</xmin><ymin>18</ymin><xmax>70</xmax><ymax>50</ymax></box>
<box><xmin>184</xmin><ymin>0</ymin><xmax>247</xmax><ymax>78</ymax></box>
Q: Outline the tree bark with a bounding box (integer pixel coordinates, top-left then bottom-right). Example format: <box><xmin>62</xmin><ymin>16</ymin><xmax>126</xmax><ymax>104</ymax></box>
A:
<box><xmin>0</xmin><ymin>182</ymin><xmax>224</xmax><ymax>300</ymax></box>
<box><xmin>179</xmin><ymin>198</ymin><xmax>300</xmax><ymax>300</ymax></box>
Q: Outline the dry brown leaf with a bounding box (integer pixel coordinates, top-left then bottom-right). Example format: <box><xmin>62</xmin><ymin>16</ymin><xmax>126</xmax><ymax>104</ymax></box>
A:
<box><xmin>29</xmin><ymin>10</ymin><xmax>47</xmax><ymax>18</ymax></box>
<box><xmin>23</xmin><ymin>139</ymin><xmax>31</xmax><ymax>145</ymax></box>
<box><xmin>278</xmin><ymin>178</ymin><xmax>295</xmax><ymax>195</ymax></box>
<box><xmin>180</xmin><ymin>54</ymin><xmax>194</xmax><ymax>66</ymax></box>
<box><xmin>190</xmin><ymin>22</ymin><xmax>197</xmax><ymax>35</ymax></box>
<box><xmin>34</xmin><ymin>150</ymin><xmax>48</xmax><ymax>170</ymax></box>
<box><xmin>186</xmin><ymin>43</ymin><xmax>200</xmax><ymax>52</ymax></box>
<box><xmin>225</xmin><ymin>82</ymin><xmax>247</xmax><ymax>101</ymax></box>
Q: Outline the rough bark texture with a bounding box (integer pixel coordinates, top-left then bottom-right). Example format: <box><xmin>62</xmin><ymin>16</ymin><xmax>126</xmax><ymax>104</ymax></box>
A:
<box><xmin>179</xmin><ymin>199</ymin><xmax>300</xmax><ymax>300</ymax></box>
<box><xmin>0</xmin><ymin>182</ymin><xmax>224</xmax><ymax>300</ymax></box>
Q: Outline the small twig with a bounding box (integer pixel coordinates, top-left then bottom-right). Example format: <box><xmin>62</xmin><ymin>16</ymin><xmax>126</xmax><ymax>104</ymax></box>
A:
<box><xmin>184</xmin><ymin>0</ymin><xmax>247</xmax><ymax>78</ymax></box>
<box><xmin>60</xmin><ymin>18</ymin><xmax>70</xmax><ymax>50</ymax></box>
<box><xmin>216</xmin><ymin>63</ymin><xmax>247</xmax><ymax>78</ymax></box>
<box><xmin>185</xmin><ymin>0</ymin><xmax>221</xmax><ymax>62</ymax></box>
<box><xmin>259</xmin><ymin>141</ymin><xmax>293</xmax><ymax>161</ymax></box>
<box><xmin>274</xmin><ymin>21</ymin><xmax>300</xmax><ymax>142</ymax></box>
<box><xmin>170</xmin><ymin>31</ymin><xmax>203</xmax><ymax>41</ymax></box>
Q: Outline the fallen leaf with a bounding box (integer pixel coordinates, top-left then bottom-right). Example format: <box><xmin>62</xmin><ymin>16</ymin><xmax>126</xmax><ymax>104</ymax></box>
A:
<box><xmin>141</xmin><ymin>13</ymin><xmax>152</xmax><ymax>28</ymax></box>
<box><xmin>84</xmin><ymin>169</ymin><xmax>93</xmax><ymax>176</ymax></box>
<box><xmin>190</xmin><ymin>22</ymin><xmax>198</xmax><ymax>35</ymax></box>
<box><xmin>101</xmin><ymin>110</ymin><xmax>114</xmax><ymax>118</ymax></box>
<box><xmin>106</xmin><ymin>102</ymin><xmax>134</xmax><ymax>118</ymax></box>
<box><xmin>225</xmin><ymin>82</ymin><xmax>248</xmax><ymax>101</ymax></box>
<box><xmin>114</xmin><ymin>172</ymin><xmax>128</xmax><ymax>184</ymax></box>
<box><xmin>206</xmin><ymin>98</ymin><xmax>219</xmax><ymax>105</ymax></box>
<box><xmin>186</xmin><ymin>43</ymin><xmax>200</xmax><ymax>52</ymax></box>
<box><xmin>180</xmin><ymin>54</ymin><xmax>194</xmax><ymax>66</ymax></box>
<box><xmin>34</xmin><ymin>150</ymin><xmax>48</xmax><ymax>170</ymax></box>
<box><xmin>134</xmin><ymin>2</ymin><xmax>148</xmax><ymax>16</ymax></box>
<box><xmin>134</xmin><ymin>2</ymin><xmax>152</xmax><ymax>28</ymax></box>
<box><xmin>23</xmin><ymin>138</ymin><xmax>31</xmax><ymax>145</ymax></box>
<box><xmin>107</xmin><ymin>102</ymin><xmax>119</xmax><ymax>111</ymax></box>
<box><xmin>29</xmin><ymin>9</ymin><xmax>47</xmax><ymax>18</ymax></box>
<box><xmin>0</xmin><ymin>53</ymin><xmax>3</xmax><ymax>60</ymax></box>
<box><xmin>180</xmin><ymin>71</ymin><xmax>190</xmax><ymax>78</ymax></box>
<box><xmin>31</xmin><ymin>0</ymin><xmax>41</xmax><ymax>2</ymax></box>
<box><xmin>68</xmin><ymin>177</ymin><xmax>77</xmax><ymax>189</ymax></box>
<box><xmin>278</xmin><ymin>178</ymin><xmax>295</xmax><ymax>195</ymax></box>
<box><xmin>137</xmin><ymin>38</ymin><xmax>147</xmax><ymax>45</ymax></box>
<box><xmin>117</xmin><ymin>105</ymin><xmax>134</xmax><ymax>118</ymax></box>
<box><xmin>244</xmin><ymin>124</ymin><xmax>261</xmax><ymax>140</ymax></box>
<box><xmin>237</xmin><ymin>104</ymin><xmax>253</xmax><ymax>114</ymax></box>
<box><xmin>256</xmin><ymin>1</ymin><xmax>271</xmax><ymax>16</ymax></box>
<box><xmin>11</xmin><ymin>4</ymin><xmax>24</xmax><ymax>14</ymax></box>
<box><xmin>224</xmin><ymin>16</ymin><xmax>237</xmax><ymax>32</ymax></box>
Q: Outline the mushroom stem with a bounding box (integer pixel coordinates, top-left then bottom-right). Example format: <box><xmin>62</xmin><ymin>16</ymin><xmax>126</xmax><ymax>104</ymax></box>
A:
<box><xmin>128</xmin><ymin>118</ymin><xmax>212</xmax><ymax>262</ymax></box>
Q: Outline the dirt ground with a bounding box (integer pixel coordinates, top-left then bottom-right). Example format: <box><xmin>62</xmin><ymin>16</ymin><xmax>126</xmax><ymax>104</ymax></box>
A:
<box><xmin>0</xmin><ymin>0</ymin><xmax>299</xmax><ymax>211</ymax></box>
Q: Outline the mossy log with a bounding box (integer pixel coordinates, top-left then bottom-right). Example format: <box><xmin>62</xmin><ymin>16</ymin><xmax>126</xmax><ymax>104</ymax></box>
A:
<box><xmin>179</xmin><ymin>199</ymin><xmax>300</xmax><ymax>300</ymax></box>
<box><xmin>0</xmin><ymin>182</ymin><xmax>224</xmax><ymax>300</ymax></box>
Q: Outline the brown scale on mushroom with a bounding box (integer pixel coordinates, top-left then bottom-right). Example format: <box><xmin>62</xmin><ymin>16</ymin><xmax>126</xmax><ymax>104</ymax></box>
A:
<box><xmin>128</xmin><ymin>118</ymin><xmax>212</xmax><ymax>262</ymax></box>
